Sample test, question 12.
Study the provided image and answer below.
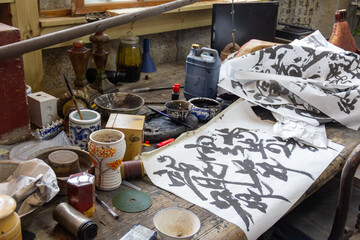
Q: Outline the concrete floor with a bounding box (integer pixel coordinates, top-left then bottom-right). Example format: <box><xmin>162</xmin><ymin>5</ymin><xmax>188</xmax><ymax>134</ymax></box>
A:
<box><xmin>259</xmin><ymin>175</ymin><xmax>360</xmax><ymax>240</ymax></box>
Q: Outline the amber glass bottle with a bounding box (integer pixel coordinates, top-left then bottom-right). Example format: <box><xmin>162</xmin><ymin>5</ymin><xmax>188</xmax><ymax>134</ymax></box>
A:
<box><xmin>329</xmin><ymin>9</ymin><xmax>357</xmax><ymax>52</ymax></box>
<box><xmin>116</xmin><ymin>32</ymin><xmax>142</xmax><ymax>82</ymax></box>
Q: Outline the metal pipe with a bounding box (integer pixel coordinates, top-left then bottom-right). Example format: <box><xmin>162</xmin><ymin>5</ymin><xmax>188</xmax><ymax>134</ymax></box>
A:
<box><xmin>328</xmin><ymin>143</ymin><xmax>360</xmax><ymax>240</ymax></box>
<box><xmin>0</xmin><ymin>0</ymin><xmax>201</xmax><ymax>61</ymax></box>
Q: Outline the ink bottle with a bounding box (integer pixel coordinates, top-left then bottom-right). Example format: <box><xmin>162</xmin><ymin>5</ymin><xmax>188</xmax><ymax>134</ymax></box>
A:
<box><xmin>171</xmin><ymin>83</ymin><xmax>181</xmax><ymax>100</ymax></box>
<box><xmin>67</xmin><ymin>172</ymin><xmax>95</xmax><ymax>218</ymax></box>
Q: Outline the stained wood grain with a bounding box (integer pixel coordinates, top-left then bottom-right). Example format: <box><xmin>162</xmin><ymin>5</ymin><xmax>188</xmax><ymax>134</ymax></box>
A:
<box><xmin>29</xmin><ymin>62</ymin><xmax>360</xmax><ymax>240</ymax></box>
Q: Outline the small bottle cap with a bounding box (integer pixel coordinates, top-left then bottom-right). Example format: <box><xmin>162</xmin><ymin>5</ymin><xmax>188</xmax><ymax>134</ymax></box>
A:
<box><xmin>191</xmin><ymin>44</ymin><xmax>200</xmax><ymax>49</ymax></box>
<box><xmin>78</xmin><ymin>220</ymin><xmax>98</xmax><ymax>240</ymax></box>
<box><xmin>120</xmin><ymin>31</ymin><xmax>139</xmax><ymax>45</ymax></box>
<box><xmin>172</xmin><ymin>83</ymin><xmax>181</xmax><ymax>93</ymax></box>
<box><xmin>68</xmin><ymin>172</ymin><xmax>94</xmax><ymax>187</ymax></box>
<box><xmin>339</xmin><ymin>9</ymin><xmax>347</xmax><ymax>21</ymax></box>
<box><xmin>73</xmin><ymin>40</ymin><xmax>85</xmax><ymax>48</ymax></box>
<box><xmin>335</xmin><ymin>10</ymin><xmax>341</xmax><ymax>22</ymax></box>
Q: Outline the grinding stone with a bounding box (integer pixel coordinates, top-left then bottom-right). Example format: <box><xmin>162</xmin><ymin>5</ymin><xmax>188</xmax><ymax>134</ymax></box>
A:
<box><xmin>144</xmin><ymin>111</ymin><xmax>198</xmax><ymax>143</ymax></box>
<box><xmin>113</xmin><ymin>190</ymin><xmax>152</xmax><ymax>213</ymax></box>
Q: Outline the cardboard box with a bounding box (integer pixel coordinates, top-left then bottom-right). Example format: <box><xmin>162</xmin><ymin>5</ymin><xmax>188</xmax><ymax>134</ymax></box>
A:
<box><xmin>105</xmin><ymin>113</ymin><xmax>145</xmax><ymax>161</ymax></box>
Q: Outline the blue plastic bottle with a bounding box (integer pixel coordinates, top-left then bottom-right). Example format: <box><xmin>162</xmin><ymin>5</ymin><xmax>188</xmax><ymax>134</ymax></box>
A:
<box><xmin>184</xmin><ymin>44</ymin><xmax>221</xmax><ymax>100</ymax></box>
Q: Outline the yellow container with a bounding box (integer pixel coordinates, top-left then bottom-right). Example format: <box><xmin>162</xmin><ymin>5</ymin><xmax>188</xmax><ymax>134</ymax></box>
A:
<box><xmin>0</xmin><ymin>194</ymin><xmax>22</xmax><ymax>240</ymax></box>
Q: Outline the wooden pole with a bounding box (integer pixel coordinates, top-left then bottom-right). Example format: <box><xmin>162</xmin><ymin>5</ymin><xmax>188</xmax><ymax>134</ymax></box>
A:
<box><xmin>0</xmin><ymin>0</ymin><xmax>201</xmax><ymax>61</ymax></box>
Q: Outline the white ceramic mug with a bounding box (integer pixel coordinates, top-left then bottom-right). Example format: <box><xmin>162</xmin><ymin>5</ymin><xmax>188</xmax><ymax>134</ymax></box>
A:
<box><xmin>69</xmin><ymin>109</ymin><xmax>101</xmax><ymax>150</ymax></box>
<box><xmin>88</xmin><ymin>129</ymin><xmax>126</xmax><ymax>191</ymax></box>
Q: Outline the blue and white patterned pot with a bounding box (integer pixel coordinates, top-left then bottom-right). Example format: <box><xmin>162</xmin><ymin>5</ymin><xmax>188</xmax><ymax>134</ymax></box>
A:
<box><xmin>189</xmin><ymin>97</ymin><xmax>221</xmax><ymax>122</ymax></box>
<box><xmin>69</xmin><ymin>109</ymin><xmax>101</xmax><ymax>150</ymax></box>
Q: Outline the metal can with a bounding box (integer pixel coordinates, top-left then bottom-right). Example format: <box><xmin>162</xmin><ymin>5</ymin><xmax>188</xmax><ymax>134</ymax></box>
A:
<box><xmin>53</xmin><ymin>202</ymin><xmax>97</xmax><ymax>240</ymax></box>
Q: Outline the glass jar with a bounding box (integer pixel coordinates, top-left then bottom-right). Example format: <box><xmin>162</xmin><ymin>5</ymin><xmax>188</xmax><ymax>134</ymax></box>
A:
<box><xmin>116</xmin><ymin>32</ymin><xmax>142</xmax><ymax>82</ymax></box>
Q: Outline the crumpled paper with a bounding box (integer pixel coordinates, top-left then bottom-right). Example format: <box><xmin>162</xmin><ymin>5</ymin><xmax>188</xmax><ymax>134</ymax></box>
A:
<box><xmin>0</xmin><ymin>159</ymin><xmax>59</xmax><ymax>216</ymax></box>
<box><xmin>218</xmin><ymin>30</ymin><xmax>360</xmax><ymax>148</ymax></box>
<box><xmin>272</xmin><ymin>113</ymin><xmax>328</xmax><ymax>148</ymax></box>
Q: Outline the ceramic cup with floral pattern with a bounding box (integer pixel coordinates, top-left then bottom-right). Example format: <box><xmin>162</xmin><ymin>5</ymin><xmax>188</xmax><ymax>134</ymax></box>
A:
<box><xmin>88</xmin><ymin>129</ymin><xmax>126</xmax><ymax>191</ymax></box>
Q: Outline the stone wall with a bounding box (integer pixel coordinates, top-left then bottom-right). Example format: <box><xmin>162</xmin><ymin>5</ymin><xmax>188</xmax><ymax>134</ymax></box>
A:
<box><xmin>41</xmin><ymin>0</ymin><xmax>355</xmax><ymax>91</ymax></box>
<box><xmin>277</xmin><ymin>0</ymin><xmax>350</xmax><ymax>38</ymax></box>
<box><xmin>42</xmin><ymin>27</ymin><xmax>211</xmax><ymax>91</ymax></box>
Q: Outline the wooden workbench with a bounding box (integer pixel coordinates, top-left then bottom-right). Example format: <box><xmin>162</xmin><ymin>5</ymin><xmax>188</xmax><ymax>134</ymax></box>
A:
<box><xmin>23</xmin><ymin>62</ymin><xmax>360</xmax><ymax>240</ymax></box>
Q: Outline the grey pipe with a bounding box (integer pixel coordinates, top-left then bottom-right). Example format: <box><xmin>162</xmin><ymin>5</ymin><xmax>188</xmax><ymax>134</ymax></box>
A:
<box><xmin>0</xmin><ymin>0</ymin><xmax>201</xmax><ymax>61</ymax></box>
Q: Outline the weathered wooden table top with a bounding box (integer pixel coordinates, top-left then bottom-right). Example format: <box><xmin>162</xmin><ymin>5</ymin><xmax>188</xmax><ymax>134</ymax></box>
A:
<box><xmin>25</xmin><ymin>62</ymin><xmax>360</xmax><ymax>240</ymax></box>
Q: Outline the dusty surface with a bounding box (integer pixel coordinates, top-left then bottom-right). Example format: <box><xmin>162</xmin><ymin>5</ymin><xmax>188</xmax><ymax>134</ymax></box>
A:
<box><xmin>92</xmin><ymin>130</ymin><xmax>123</xmax><ymax>143</ymax></box>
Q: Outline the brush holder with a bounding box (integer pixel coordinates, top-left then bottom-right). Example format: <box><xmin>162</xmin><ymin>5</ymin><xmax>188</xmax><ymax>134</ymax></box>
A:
<box><xmin>69</xmin><ymin>109</ymin><xmax>101</xmax><ymax>150</ymax></box>
<box><xmin>88</xmin><ymin>129</ymin><xmax>126</xmax><ymax>191</ymax></box>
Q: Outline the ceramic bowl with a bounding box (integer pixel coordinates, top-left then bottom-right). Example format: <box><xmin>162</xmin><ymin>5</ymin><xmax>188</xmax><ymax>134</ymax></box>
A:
<box><xmin>164</xmin><ymin>100</ymin><xmax>193</xmax><ymax>121</ymax></box>
<box><xmin>0</xmin><ymin>161</ymin><xmax>39</xmax><ymax>227</ymax></box>
<box><xmin>94</xmin><ymin>92</ymin><xmax>145</xmax><ymax>118</ymax></box>
<box><xmin>0</xmin><ymin>161</ymin><xmax>19</xmax><ymax>183</ymax></box>
<box><xmin>153</xmin><ymin>207</ymin><xmax>201</xmax><ymax>240</ymax></box>
<box><xmin>188</xmin><ymin>97</ymin><xmax>221</xmax><ymax>122</ymax></box>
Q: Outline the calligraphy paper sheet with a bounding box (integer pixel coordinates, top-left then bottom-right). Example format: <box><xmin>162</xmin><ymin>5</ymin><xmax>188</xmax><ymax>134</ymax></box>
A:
<box><xmin>219</xmin><ymin>31</ymin><xmax>360</xmax><ymax>131</ymax></box>
<box><xmin>141</xmin><ymin>100</ymin><xmax>343</xmax><ymax>240</ymax></box>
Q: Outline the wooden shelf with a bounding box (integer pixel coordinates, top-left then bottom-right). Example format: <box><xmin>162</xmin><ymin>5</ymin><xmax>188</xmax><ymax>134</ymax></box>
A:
<box><xmin>0</xmin><ymin>0</ymin><xmax>14</xmax><ymax>3</ymax></box>
<box><xmin>40</xmin><ymin>6</ymin><xmax>212</xmax><ymax>49</ymax></box>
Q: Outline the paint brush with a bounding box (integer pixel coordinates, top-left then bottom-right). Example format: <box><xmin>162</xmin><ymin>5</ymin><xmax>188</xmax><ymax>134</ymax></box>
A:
<box><xmin>95</xmin><ymin>194</ymin><xmax>119</xmax><ymax>220</ymax></box>
<box><xmin>146</xmin><ymin>105</ymin><xmax>193</xmax><ymax>129</ymax></box>
<box><xmin>63</xmin><ymin>74</ymin><xmax>83</xmax><ymax>120</ymax></box>
<box><xmin>132</xmin><ymin>86</ymin><xmax>184</xmax><ymax>93</ymax></box>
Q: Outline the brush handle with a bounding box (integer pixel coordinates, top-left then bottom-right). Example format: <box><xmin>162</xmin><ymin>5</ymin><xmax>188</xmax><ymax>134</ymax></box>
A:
<box><xmin>72</xmin><ymin>96</ymin><xmax>84</xmax><ymax>120</ymax></box>
<box><xmin>64</xmin><ymin>74</ymin><xmax>84</xmax><ymax>120</ymax></box>
<box><xmin>95</xmin><ymin>194</ymin><xmax>119</xmax><ymax>219</ymax></box>
<box><xmin>132</xmin><ymin>86</ymin><xmax>183</xmax><ymax>93</ymax></box>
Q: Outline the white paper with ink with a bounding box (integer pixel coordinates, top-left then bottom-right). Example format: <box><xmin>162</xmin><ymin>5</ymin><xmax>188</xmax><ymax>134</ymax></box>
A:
<box><xmin>141</xmin><ymin>100</ymin><xmax>344</xmax><ymax>240</ymax></box>
<box><xmin>219</xmin><ymin>31</ymin><xmax>360</xmax><ymax>131</ymax></box>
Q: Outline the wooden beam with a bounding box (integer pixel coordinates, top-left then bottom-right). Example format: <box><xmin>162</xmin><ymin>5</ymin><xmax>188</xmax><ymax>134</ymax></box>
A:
<box><xmin>40</xmin><ymin>16</ymin><xmax>87</xmax><ymax>28</ymax></box>
<box><xmin>40</xmin><ymin>9</ymin><xmax>212</xmax><ymax>49</ymax></box>
<box><xmin>72</xmin><ymin>0</ymin><xmax>179</xmax><ymax>15</ymax></box>
<box><xmin>10</xmin><ymin>0</ymin><xmax>44</xmax><ymax>91</ymax></box>
<box><xmin>109</xmin><ymin>0</ymin><xmax>214</xmax><ymax>15</ymax></box>
<box><xmin>0</xmin><ymin>0</ymin><xmax>203</xmax><ymax>60</ymax></box>
<box><xmin>39</xmin><ymin>8</ymin><xmax>71</xmax><ymax>18</ymax></box>
<box><xmin>39</xmin><ymin>1</ymin><xmax>214</xmax><ymax>28</ymax></box>
<box><xmin>0</xmin><ymin>0</ymin><xmax>14</xmax><ymax>3</ymax></box>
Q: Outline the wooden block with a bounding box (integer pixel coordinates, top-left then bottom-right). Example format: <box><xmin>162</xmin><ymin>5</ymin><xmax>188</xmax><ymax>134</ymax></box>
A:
<box><xmin>0</xmin><ymin>23</ymin><xmax>30</xmax><ymax>144</ymax></box>
<box><xmin>105</xmin><ymin>113</ymin><xmax>145</xmax><ymax>161</ymax></box>
<box><xmin>27</xmin><ymin>91</ymin><xmax>58</xmax><ymax>127</ymax></box>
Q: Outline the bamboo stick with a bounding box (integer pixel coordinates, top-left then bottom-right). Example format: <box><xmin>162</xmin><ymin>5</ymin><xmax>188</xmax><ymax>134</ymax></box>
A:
<box><xmin>0</xmin><ymin>0</ymin><xmax>201</xmax><ymax>61</ymax></box>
